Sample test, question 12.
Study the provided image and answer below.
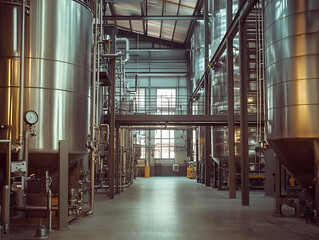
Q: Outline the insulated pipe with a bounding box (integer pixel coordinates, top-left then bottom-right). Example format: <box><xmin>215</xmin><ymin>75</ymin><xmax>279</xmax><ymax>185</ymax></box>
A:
<box><xmin>47</xmin><ymin>189</ymin><xmax>52</xmax><ymax>231</ymax></box>
<box><xmin>100</xmin><ymin>53</ymin><xmax>121</xmax><ymax>58</ymax></box>
<box><xmin>115</xmin><ymin>37</ymin><xmax>130</xmax><ymax>63</ymax></box>
<box><xmin>2</xmin><ymin>185</ymin><xmax>10</xmax><ymax>234</ymax></box>
<box><xmin>18</xmin><ymin>0</ymin><xmax>26</xmax><ymax>161</ymax></box>
<box><xmin>89</xmin><ymin>0</ymin><xmax>99</xmax><ymax>215</ymax></box>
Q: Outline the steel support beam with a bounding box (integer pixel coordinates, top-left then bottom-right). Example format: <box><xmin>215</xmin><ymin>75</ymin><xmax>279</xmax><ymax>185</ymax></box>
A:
<box><xmin>113</xmin><ymin>114</ymin><xmax>259</xmax><ymax>126</ymax></box>
<box><xmin>239</xmin><ymin>19</ymin><xmax>249</xmax><ymax>206</ymax></box>
<box><xmin>58</xmin><ymin>140</ymin><xmax>68</xmax><ymax>230</ymax></box>
<box><xmin>273</xmin><ymin>156</ymin><xmax>282</xmax><ymax>215</ymax></box>
<box><xmin>204</xmin><ymin>0</ymin><xmax>211</xmax><ymax>187</ymax></box>
<box><xmin>117</xmin><ymin>29</ymin><xmax>187</xmax><ymax>49</ymax></box>
<box><xmin>227</xmin><ymin>0</ymin><xmax>236</xmax><ymax>199</ymax></box>
<box><xmin>108</xmin><ymin>57</ymin><xmax>115</xmax><ymax>199</ymax></box>
<box><xmin>314</xmin><ymin>140</ymin><xmax>319</xmax><ymax>225</ymax></box>
<box><xmin>115</xmin><ymin>125</ymin><xmax>120</xmax><ymax>194</ymax></box>
<box><xmin>185</xmin><ymin>0</ymin><xmax>204</xmax><ymax>44</ymax></box>
<box><xmin>104</xmin><ymin>15</ymin><xmax>203</xmax><ymax>21</ymax></box>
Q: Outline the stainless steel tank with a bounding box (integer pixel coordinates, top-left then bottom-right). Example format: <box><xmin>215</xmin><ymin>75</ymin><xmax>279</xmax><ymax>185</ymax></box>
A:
<box><xmin>265</xmin><ymin>0</ymin><xmax>319</xmax><ymax>186</ymax></box>
<box><xmin>0</xmin><ymin>0</ymin><xmax>92</xmax><ymax>166</ymax></box>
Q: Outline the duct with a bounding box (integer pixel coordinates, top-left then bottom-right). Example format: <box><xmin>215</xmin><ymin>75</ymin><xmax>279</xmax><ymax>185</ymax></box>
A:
<box><xmin>116</xmin><ymin>37</ymin><xmax>130</xmax><ymax>63</ymax></box>
<box><xmin>265</xmin><ymin>0</ymin><xmax>319</xmax><ymax>187</ymax></box>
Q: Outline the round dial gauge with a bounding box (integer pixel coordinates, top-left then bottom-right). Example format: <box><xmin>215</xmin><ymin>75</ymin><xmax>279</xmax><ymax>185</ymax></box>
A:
<box><xmin>25</xmin><ymin>110</ymin><xmax>39</xmax><ymax>125</ymax></box>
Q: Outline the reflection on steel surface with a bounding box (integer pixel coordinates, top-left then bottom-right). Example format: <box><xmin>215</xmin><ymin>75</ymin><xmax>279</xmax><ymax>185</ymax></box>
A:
<box><xmin>265</xmin><ymin>0</ymin><xmax>319</xmax><ymax>186</ymax></box>
<box><xmin>0</xmin><ymin>0</ymin><xmax>92</xmax><ymax>154</ymax></box>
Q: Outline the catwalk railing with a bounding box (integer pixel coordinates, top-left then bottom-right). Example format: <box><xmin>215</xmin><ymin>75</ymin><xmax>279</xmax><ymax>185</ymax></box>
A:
<box><xmin>102</xmin><ymin>94</ymin><xmax>259</xmax><ymax>116</ymax></box>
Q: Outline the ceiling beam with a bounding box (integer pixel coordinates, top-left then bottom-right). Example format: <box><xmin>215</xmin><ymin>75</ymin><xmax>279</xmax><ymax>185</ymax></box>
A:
<box><xmin>103</xmin><ymin>15</ymin><xmax>203</xmax><ymax>21</ymax></box>
<box><xmin>185</xmin><ymin>0</ymin><xmax>204</xmax><ymax>44</ymax></box>
<box><xmin>108</xmin><ymin>3</ymin><xmax>118</xmax><ymax>27</ymax></box>
<box><xmin>113</xmin><ymin>114</ymin><xmax>259</xmax><ymax>126</ymax></box>
<box><xmin>117</xmin><ymin>29</ymin><xmax>187</xmax><ymax>49</ymax></box>
<box><xmin>171</xmin><ymin>0</ymin><xmax>182</xmax><ymax>42</ymax></box>
<box><xmin>140</xmin><ymin>2</ymin><xmax>147</xmax><ymax>35</ymax></box>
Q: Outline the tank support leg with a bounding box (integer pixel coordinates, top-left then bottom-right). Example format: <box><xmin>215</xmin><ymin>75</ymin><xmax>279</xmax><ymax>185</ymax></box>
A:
<box><xmin>314</xmin><ymin>140</ymin><xmax>319</xmax><ymax>225</ymax></box>
<box><xmin>273</xmin><ymin>156</ymin><xmax>282</xmax><ymax>216</ymax></box>
<box><xmin>58</xmin><ymin>140</ymin><xmax>68</xmax><ymax>230</ymax></box>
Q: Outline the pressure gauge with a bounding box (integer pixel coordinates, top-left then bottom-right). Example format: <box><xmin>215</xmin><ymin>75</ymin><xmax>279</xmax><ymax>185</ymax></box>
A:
<box><xmin>25</xmin><ymin>110</ymin><xmax>39</xmax><ymax>125</ymax></box>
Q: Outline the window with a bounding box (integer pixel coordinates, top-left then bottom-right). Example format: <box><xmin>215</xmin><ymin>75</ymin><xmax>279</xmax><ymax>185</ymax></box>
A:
<box><xmin>157</xmin><ymin>89</ymin><xmax>176</xmax><ymax>115</ymax></box>
<box><xmin>134</xmin><ymin>88</ymin><xmax>145</xmax><ymax>114</ymax></box>
<box><xmin>154</xmin><ymin>130</ymin><xmax>174</xmax><ymax>159</ymax></box>
<box><xmin>134</xmin><ymin>130</ymin><xmax>145</xmax><ymax>159</ymax></box>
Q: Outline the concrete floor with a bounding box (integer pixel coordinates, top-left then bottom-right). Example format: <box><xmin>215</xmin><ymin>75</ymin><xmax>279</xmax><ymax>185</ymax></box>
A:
<box><xmin>7</xmin><ymin>177</ymin><xmax>319</xmax><ymax>239</ymax></box>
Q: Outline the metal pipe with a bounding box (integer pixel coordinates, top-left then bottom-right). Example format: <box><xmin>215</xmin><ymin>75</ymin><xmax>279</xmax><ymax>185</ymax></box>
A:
<box><xmin>14</xmin><ymin>205</ymin><xmax>58</xmax><ymax>211</ymax></box>
<box><xmin>1</xmin><ymin>185</ymin><xmax>10</xmax><ymax>234</ymax></box>
<box><xmin>18</xmin><ymin>0</ymin><xmax>26</xmax><ymax>161</ymax></box>
<box><xmin>47</xmin><ymin>189</ymin><xmax>52</xmax><ymax>231</ymax></box>
<box><xmin>108</xmin><ymin>57</ymin><xmax>115</xmax><ymax>199</ymax></box>
<box><xmin>100</xmin><ymin>53</ymin><xmax>121</xmax><ymax>58</ymax></box>
<box><xmin>24</xmin><ymin>129</ymin><xmax>30</xmax><ymax>176</ymax></box>
<box><xmin>116</xmin><ymin>37</ymin><xmax>130</xmax><ymax>63</ymax></box>
<box><xmin>89</xmin><ymin>0</ymin><xmax>99</xmax><ymax>215</ymax></box>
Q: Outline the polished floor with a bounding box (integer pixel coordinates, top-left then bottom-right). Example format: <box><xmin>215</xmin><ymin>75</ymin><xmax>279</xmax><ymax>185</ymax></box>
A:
<box><xmin>8</xmin><ymin>177</ymin><xmax>319</xmax><ymax>239</ymax></box>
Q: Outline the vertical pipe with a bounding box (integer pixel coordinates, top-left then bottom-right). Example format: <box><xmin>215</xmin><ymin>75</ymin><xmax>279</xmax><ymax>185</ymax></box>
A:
<box><xmin>227</xmin><ymin>0</ymin><xmax>236</xmax><ymax>199</ymax></box>
<box><xmin>47</xmin><ymin>189</ymin><xmax>52</xmax><ymax>231</ymax></box>
<box><xmin>2</xmin><ymin>185</ymin><xmax>10</xmax><ymax>234</ymax></box>
<box><xmin>109</xmin><ymin>57</ymin><xmax>115</xmax><ymax>199</ymax></box>
<box><xmin>24</xmin><ymin>129</ymin><xmax>30</xmax><ymax>176</ymax></box>
<box><xmin>204</xmin><ymin>0</ymin><xmax>211</xmax><ymax>187</ymax></box>
<box><xmin>239</xmin><ymin>19</ymin><xmax>249</xmax><ymax>206</ymax></box>
<box><xmin>89</xmin><ymin>0</ymin><xmax>99</xmax><ymax>213</ymax></box>
<box><xmin>18</xmin><ymin>0</ymin><xmax>26</xmax><ymax>161</ymax></box>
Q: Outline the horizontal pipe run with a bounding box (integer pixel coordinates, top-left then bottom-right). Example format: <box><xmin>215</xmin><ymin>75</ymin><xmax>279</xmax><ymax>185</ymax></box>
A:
<box><xmin>100</xmin><ymin>53</ymin><xmax>121</xmax><ymax>58</ymax></box>
<box><xmin>13</xmin><ymin>205</ymin><xmax>59</xmax><ymax>211</ymax></box>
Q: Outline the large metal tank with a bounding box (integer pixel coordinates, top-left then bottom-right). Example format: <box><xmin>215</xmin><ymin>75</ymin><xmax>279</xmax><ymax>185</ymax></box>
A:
<box><xmin>265</xmin><ymin>0</ymin><xmax>319</xmax><ymax>186</ymax></box>
<box><xmin>0</xmin><ymin>0</ymin><xmax>92</xmax><ymax>167</ymax></box>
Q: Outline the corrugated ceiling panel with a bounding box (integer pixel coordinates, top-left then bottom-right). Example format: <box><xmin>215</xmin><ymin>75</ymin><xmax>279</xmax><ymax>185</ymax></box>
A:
<box><xmin>173</xmin><ymin>20</ymin><xmax>191</xmax><ymax>43</ymax></box>
<box><xmin>147</xmin><ymin>2</ymin><xmax>162</xmax><ymax>15</ymax></box>
<box><xmin>163</xmin><ymin>1</ymin><xmax>178</xmax><ymax>15</ymax></box>
<box><xmin>131</xmin><ymin>20</ymin><xmax>144</xmax><ymax>34</ymax></box>
<box><xmin>180</xmin><ymin>0</ymin><xmax>197</xmax><ymax>9</ymax></box>
<box><xmin>161</xmin><ymin>20</ymin><xmax>175</xmax><ymax>41</ymax></box>
<box><xmin>178</xmin><ymin>2</ymin><xmax>194</xmax><ymax>15</ymax></box>
<box><xmin>147</xmin><ymin>20</ymin><xmax>161</xmax><ymax>38</ymax></box>
<box><xmin>113</xmin><ymin>3</ymin><xmax>141</xmax><ymax>15</ymax></box>
<box><xmin>117</xmin><ymin>20</ymin><xmax>131</xmax><ymax>30</ymax></box>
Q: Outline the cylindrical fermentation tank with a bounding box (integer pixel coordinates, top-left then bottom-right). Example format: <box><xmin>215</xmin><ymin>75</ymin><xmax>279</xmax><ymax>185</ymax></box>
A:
<box><xmin>265</xmin><ymin>0</ymin><xmax>319</xmax><ymax>186</ymax></box>
<box><xmin>0</xmin><ymin>0</ymin><xmax>92</xmax><ymax>168</ymax></box>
